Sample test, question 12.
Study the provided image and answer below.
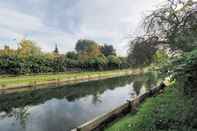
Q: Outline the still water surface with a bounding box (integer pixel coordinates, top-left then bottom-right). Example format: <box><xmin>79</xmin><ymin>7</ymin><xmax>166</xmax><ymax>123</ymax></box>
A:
<box><xmin>0</xmin><ymin>73</ymin><xmax>158</xmax><ymax>131</ymax></box>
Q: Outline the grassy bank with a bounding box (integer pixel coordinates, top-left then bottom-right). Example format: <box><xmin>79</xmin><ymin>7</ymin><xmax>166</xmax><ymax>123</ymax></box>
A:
<box><xmin>105</xmin><ymin>85</ymin><xmax>197</xmax><ymax>131</ymax></box>
<box><xmin>0</xmin><ymin>69</ymin><xmax>139</xmax><ymax>90</ymax></box>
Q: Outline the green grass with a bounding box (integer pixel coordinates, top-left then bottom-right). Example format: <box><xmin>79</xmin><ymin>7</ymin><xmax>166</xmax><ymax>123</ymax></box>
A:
<box><xmin>105</xmin><ymin>85</ymin><xmax>197</xmax><ymax>131</ymax></box>
<box><xmin>0</xmin><ymin>69</ymin><xmax>132</xmax><ymax>89</ymax></box>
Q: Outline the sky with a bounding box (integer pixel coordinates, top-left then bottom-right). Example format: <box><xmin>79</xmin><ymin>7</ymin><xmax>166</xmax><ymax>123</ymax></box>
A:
<box><xmin>0</xmin><ymin>0</ymin><xmax>165</xmax><ymax>56</ymax></box>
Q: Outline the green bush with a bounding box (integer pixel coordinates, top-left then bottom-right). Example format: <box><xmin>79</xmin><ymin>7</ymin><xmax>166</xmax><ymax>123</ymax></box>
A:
<box><xmin>171</xmin><ymin>49</ymin><xmax>197</xmax><ymax>95</ymax></box>
<box><xmin>153</xmin><ymin>50</ymin><xmax>169</xmax><ymax>65</ymax></box>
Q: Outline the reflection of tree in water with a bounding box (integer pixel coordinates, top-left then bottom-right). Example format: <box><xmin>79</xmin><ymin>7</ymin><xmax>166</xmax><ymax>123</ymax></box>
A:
<box><xmin>0</xmin><ymin>76</ymin><xmax>134</xmax><ymax>113</ymax></box>
<box><xmin>13</xmin><ymin>107</ymin><xmax>29</xmax><ymax>130</ymax></box>
<box><xmin>0</xmin><ymin>73</ymin><xmax>160</xmax><ymax>114</ymax></box>
<box><xmin>92</xmin><ymin>93</ymin><xmax>102</xmax><ymax>105</ymax></box>
<box><xmin>66</xmin><ymin>76</ymin><xmax>133</xmax><ymax>104</ymax></box>
<box><xmin>133</xmin><ymin>81</ymin><xmax>143</xmax><ymax>96</ymax></box>
<box><xmin>132</xmin><ymin>72</ymin><xmax>159</xmax><ymax>96</ymax></box>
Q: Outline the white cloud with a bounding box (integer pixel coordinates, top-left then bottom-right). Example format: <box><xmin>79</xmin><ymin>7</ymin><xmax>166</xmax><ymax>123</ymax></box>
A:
<box><xmin>29</xmin><ymin>31</ymin><xmax>77</xmax><ymax>53</ymax></box>
<box><xmin>0</xmin><ymin>8</ymin><xmax>43</xmax><ymax>33</ymax></box>
<box><xmin>72</xmin><ymin>0</ymin><xmax>164</xmax><ymax>55</ymax></box>
<box><xmin>0</xmin><ymin>0</ymin><xmax>165</xmax><ymax>56</ymax></box>
<box><xmin>0</xmin><ymin>7</ymin><xmax>76</xmax><ymax>53</ymax></box>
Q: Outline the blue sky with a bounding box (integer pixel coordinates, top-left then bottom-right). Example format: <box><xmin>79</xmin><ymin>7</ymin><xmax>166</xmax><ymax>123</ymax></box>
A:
<box><xmin>0</xmin><ymin>0</ymin><xmax>164</xmax><ymax>56</ymax></box>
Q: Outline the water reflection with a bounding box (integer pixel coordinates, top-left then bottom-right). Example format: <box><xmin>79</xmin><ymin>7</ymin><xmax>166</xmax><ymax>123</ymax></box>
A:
<box><xmin>0</xmin><ymin>76</ymin><xmax>134</xmax><ymax>113</ymax></box>
<box><xmin>0</xmin><ymin>73</ymin><xmax>158</xmax><ymax>131</ymax></box>
<box><xmin>133</xmin><ymin>71</ymin><xmax>159</xmax><ymax>95</ymax></box>
<box><xmin>14</xmin><ymin>107</ymin><xmax>29</xmax><ymax>130</ymax></box>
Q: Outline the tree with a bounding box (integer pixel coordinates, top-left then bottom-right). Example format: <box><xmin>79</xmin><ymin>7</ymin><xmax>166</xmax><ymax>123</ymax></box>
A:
<box><xmin>75</xmin><ymin>39</ymin><xmax>98</xmax><ymax>53</ymax></box>
<box><xmin>0</xmin><ymin>45</ymin><xmax>16</xmax><ymax>56</ymax></box>
<box><xmin>128</xmin><ymin>37</ymin><xmax>157</xmax><ymax>67</ymax></box>
<box><xmin>144</xmin><ymin>0</ymin><xmax>197</xmax><ymax>51</ymax></box>
<box><xmin>52</xmin><ymin>55</ymin><xmax>65</xmax><ymax>72</ymax></box>
<box><xmin>119</xmin><ymin>57</ymin><xmax>130</xmax><ymax>69</ymax></box>
<box><xmin>18</xmin><ymin>39</ymin><xmax>42</xmax><ymax>58</ymax></box>
<box><xmin>153</xmin><ymin>50</ymin><xmax>169</xmax><ymax>65</ymax></box>
<box><xmin>0</xmin><ymin>56</ymin><xmax>16</xmax><ymax>74</ymax></box>
<box><xmin>64</xmin><ymin>58</ymin><xmax>80</xmax><ymax>69</ymax></box>
<box><xmin>66</xmin><ymin>51</ymin><xmax>78</xmax><ymax>60</ymax></box>
<box><xmin>107</xmin><ymin>55</ymin><xmax>122</xmax><ymax>69</ymax></box>
<box><xmin>0</xmin><ymin>38</ymin><xmax>129</xmax><ymax>74</ymax></box>
<box><xmin>86</xmin><ymin>55</ymin><xmax>108</xmax><ymax>70</ymax></box>
<box><xmin>76</xmin><ymin>39</ymin><xmax>102</xmax><ymax>61</ymax></box>
<box><xmin>101</xmin><ymin>44</ymin><xmax>116</xmax><ymax>56</ymax></box>
<box><xmin>53</xmin><ymin>44</ymin><xmax>59</xmax><ymax>54</ymax></box>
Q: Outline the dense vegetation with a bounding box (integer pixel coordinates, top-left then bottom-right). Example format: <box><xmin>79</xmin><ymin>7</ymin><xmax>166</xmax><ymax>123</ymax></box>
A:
<box><xmin>0</xmin><ymin>39</ymin><xmax>129</xmax><ymax>75</ymax></box>
<box><xmin>106</xmin><ymin>0</ymin><xmax>197</xmax><ymax>130</ymax></box>
<box><xmin>128</xmin><ymin>0</ymin><xmax>197</xmax><ymax>67</ymax></box>
<box><xmin>127</xmin><ymin>0</ymin><xmax>197</xmax><ymax>91</ymax></box>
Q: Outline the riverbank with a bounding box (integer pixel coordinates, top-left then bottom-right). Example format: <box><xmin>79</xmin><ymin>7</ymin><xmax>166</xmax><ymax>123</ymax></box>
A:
<box><xmin>105</xmin><ymin>84</ymin><xmax>197</xmax><ymax>131</ymax></box>
<box><xmin>72</xmin><ymin>82</ymin><xmax>166</xmax><ymax>131</ymax></box>
<box><xmin>0</xmin><ymin>69</ymin><xmax>142</xmax><ymax>92</ymax></box>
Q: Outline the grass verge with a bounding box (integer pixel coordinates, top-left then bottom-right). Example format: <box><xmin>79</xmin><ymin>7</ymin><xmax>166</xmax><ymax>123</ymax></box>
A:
<box><xmin>0</xmin><ymin>69</ymin><xmax>137</xmax><ymax>89</ymax></box>
<box><xmin>105</xmin><ymin>85</ymin><xmax>197</xmax><ymax>131</ymax></box>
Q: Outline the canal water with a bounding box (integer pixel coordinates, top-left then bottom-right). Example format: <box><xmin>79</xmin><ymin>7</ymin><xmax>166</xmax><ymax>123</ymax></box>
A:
<box><xmin>0</xmin><ymin>73</ymin><xmax>158</xmax><ymax>131</ymax></box>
